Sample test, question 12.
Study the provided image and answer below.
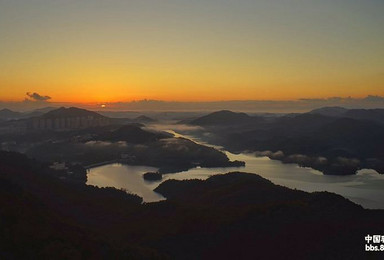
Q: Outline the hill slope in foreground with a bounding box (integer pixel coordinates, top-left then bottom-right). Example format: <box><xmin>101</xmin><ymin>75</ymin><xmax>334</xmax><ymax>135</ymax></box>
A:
<box><xmin>0</xmin><ymin>151</ymin><xmax>383</xmax><ymax>259</ymax></box>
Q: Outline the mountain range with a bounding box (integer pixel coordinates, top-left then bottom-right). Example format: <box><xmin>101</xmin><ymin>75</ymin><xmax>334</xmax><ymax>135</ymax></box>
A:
<box><xmin>0</xmin><ymin>107</ymin><xmax>57</xmax><ymax>120</ymax></box>
<box><xmin>309</xmin><ymin>106</ymin><xmax>384</xmax><ymax>124</ymax></box>
<box><xmin>187</xmin><ymin>108</ymin><xmax>384</xmax><ymax>175</ymax></box>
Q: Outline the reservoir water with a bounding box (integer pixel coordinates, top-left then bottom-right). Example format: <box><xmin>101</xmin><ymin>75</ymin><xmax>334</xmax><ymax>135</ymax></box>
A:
<box><xmin>87</xmin><ymin>130</ymin><xmax>384</xmax><ymax>209</ymax></box>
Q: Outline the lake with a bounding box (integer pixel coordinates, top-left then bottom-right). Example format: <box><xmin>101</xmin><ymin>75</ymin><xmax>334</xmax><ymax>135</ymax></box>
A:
<box><xmin>87</xmin><ymin>130</ymin><xmax>384</xmax><ymax>209</ymax></box>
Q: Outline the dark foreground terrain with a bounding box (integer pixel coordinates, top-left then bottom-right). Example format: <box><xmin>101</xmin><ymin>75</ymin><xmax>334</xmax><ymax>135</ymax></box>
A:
<box><xmin>1</xmin><ymin>151</ymin><xmax>383</xmax><ymax>259</ymax></box>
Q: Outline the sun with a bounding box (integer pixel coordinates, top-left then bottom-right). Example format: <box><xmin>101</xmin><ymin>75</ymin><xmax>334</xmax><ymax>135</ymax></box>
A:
<box><xmin>100</xmin><ymin>104</ymin><xmax>106</xmax><ymax>108</ymax></box>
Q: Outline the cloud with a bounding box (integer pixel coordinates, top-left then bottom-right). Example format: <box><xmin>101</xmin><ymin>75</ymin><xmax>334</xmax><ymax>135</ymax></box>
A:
<box><xmin>85</xmin><ymin>141</ymin><xmax>128</xmax><ymax>148</ymax></box>
<box><xmin>100</xmin><ymin>95</ymin><xmax>384</xmax><ymax>113</ymax></box>
<box><xmin>253</xmin><ymin>150</ymin><xmax>285</xmax><ymax>159</ymax></box>
<box><xmin>26</xmin><ymin>92</ymin><xmax>51</xmax><ymax>102</ymax></box>
<box><xmin>1</xmin><ymin>95</ymin><xmax>384</xmax><ymax>113</ymax></box>
<box><xmin>363</xmin><ymin>95</ymin><xmax>384</xmax><ymax>102</ymax></box>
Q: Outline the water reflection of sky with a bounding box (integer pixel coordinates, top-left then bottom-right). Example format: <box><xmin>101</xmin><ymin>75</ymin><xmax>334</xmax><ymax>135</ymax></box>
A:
<box><xmin>87</xmin><ymin>129</ymin><xmax>384</xmax><ymax>209</ymax></box>
<box><xmin>87</xmin><ymin>164</ymin><xmax>165</xmax><ymax>202</ymax></box>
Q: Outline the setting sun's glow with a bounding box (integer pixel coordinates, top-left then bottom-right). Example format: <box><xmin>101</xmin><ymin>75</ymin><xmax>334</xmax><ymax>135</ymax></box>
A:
<box><xmin>0</xmin><ymin>0</ymin><xmax>383</xmax><ymax>104</ymax></box>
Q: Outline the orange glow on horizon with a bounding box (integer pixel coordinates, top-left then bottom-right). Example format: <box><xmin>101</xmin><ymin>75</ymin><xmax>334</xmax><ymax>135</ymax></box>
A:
<box><xmin>1</xmin><ymin>92</ymin><xmax>382</xmax><ymax>104</ymax></box>
<box><xmin>1</xmin><ymin>1</ymin><xmax>383</xmax><ymax>105</ymax></box>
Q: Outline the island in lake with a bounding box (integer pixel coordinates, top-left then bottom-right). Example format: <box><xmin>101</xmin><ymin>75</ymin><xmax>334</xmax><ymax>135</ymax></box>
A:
<box><xmin>1</xmin><ymin>106</ymin><xmax>384</xmax><ymax>258</ymax></box>
<box><xmin>1</xmin><ymin>151</ymin><xmax>382</xmax><ymax>259</ymax></box>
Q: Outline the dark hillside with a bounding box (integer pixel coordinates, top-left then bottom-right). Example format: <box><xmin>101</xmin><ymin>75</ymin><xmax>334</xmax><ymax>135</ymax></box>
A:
<box><xmin>189</xmin><ymin>110</ymin><xmax>384</xmax><ymax>175</ymax></box>
<box><xmin>190</xmin><ymin>110</ymin><xmax>254</xmax><ymax>126</ymax></box>
<box><xmin>41</xmin><ymin>107</ymin><xmax>107</xmax><ymax>119</ymax></box>
<box><xmin>1</xmin><ymin>153</ymin><xmax>383</xmax><ymax>259</ymax></box>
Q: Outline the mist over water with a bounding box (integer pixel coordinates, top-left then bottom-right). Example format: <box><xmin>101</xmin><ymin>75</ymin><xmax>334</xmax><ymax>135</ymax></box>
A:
<box><xmin>87</xmin><ymin>128</ymin><xmax>384</xmax><ymax>209</ymax></box>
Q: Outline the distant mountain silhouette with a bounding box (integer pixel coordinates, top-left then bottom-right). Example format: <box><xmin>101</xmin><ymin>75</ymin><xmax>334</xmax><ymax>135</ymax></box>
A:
<box><xmin>343</xmin><ymin>109</ymin><xmax>384</xmax><ymax>124</ymax></box>
<box><xmin>23</xmin><ymin>107</ymin><xmax>57</xmax><ymax>118</ymax></box>
<box><xmin>33</xmin><ymin>106</ymin><xmax>57</xmax><ymax>113</ymax></box>
<box><xmin>190</xmin><ymin>110</ymin><xmax>253</xmax><ymax>126</ymax></box>
<box><xmin>30</xmin><ymin>107</ymin><xmax>110</xmax><ymax>130</ymax></box>
<box><xmin>0</xmin><ymin>107</ymin><xmax>58</xmax><ymax>120</ymax></box>
<box><xmin>133</xmin><ymin>115</ymin><xmax>156</xmax><ymax>123</ymax></box>
<box><xmin>309</xmin><ymin>107</ymin><xmax>384</xmax><ymax>124</ymax></box>
<box><xmin>309</xmin><ymin>106</ymin><xmax>348</xmax><ymax>117</ymax></box>
<box><xmin>276</xmin><ymin>113</ymin><xmax>337</xmax><ymax>134</ymax></box>
<box><xmin>0</xmin><ymin>108</ymin><xmax>22</xmax><ymax>120</ymax></box>
<box><xmin>41</xmin><ymin>107</ymin><xmax>107</xmax><ymax>119</ymax></box>
<box><xmin>97</xmin><ymin>124</ymin><xmax>169</xmax><ymax>144</ymax></box>
<box><xmin>188</xmin><ymin>109</ymin><xmax>384</xmax><ymax>175</ymax></box>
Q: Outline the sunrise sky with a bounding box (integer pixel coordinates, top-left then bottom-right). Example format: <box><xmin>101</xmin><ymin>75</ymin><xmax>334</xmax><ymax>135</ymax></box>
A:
<box><xmin>1</xmin><ymin>0</ymin><xmax>383</xmax><ymax>103</ymax></box>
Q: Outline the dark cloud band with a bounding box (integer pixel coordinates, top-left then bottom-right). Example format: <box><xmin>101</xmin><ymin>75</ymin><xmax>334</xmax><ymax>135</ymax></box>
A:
<box><xmin>26</xmin><ymin>92</ymin><xmax>51</xmax><ymax>101</ymax></box>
